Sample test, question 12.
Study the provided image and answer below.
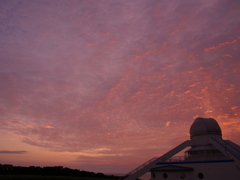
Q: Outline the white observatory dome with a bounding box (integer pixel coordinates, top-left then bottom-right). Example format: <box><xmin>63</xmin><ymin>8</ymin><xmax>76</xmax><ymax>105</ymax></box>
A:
<box><xmin>190</xmin><ymin>117</ymin><xmax>222</xmax><ymax>139</ymax></box>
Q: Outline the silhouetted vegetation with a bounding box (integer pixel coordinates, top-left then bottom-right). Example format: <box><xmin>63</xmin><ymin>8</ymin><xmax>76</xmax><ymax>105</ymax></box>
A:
<box><xmin>0</xmin><ymin>164</ymin><xmax>120</xmax><ymax>180</ymax></box>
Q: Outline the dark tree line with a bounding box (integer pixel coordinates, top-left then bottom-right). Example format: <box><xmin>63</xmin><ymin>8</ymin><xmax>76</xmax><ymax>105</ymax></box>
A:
<box><xmin>0</xmin><ymin>164</ymin><xmax>120</xmax><ymax>179</ymax></box>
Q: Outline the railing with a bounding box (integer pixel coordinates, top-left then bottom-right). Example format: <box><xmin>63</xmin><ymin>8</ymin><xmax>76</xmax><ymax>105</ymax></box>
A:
<box><xmin>166</xmin><ymin>156</ymin><xmax>185</xmax><ymax>162</ymax></box>
<box><xmin>167</xmin><ymin>153</ymin><xmax>230</xmax><ymax>162</ymax></box>
<box><xmin>211</xmin><ymin>137</ymin><xmax>240</xmax><ymax>161</ymax></box>
<box><xmin>120</xmin><ymin>140</ymin><xmax>192</xmax><ymax>180</ymax></box>
<box><xmin>185</xmin><ymin>154</ymin><xmax>229</xmax><ymax>161</ymax></box>
<box><xmin>225</xmin><ymin>140</ymin><xmax>240</xmax><ymax>154</ymax></box>
<box><xmin>126</xmin><ymin>157</ymin><xmax>158</xmax><ymax>176</ymax></box>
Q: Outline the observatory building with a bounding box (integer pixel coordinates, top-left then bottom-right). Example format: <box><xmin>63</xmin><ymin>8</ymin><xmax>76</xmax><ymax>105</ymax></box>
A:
<box><xmin>122</xmin><ymin>117</ymin><xmax>240</xmax><ymax>180</ymax></box>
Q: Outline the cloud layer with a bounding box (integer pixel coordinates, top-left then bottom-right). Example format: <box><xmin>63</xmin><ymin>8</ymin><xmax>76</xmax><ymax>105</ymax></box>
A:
<box><xmin>0</xmin><ymin>0</ymin><xmax>240</xmax><ymax>173</ymax></box>
<box><xmin>0</xmin><ymin>151</ymin><xmax>27</xmax><ymax>154</ymax></box>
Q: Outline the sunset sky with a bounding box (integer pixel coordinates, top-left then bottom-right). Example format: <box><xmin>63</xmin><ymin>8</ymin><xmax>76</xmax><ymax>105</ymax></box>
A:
<box><xmin>0</xmin><ymin>0</ymin><xmax>240</xmax><ymax>174</ymax></box>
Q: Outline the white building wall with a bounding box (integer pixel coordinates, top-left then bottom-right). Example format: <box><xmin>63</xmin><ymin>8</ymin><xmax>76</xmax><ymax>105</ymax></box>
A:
<box><xmin>152</xmin><ymin>162</ymin><xmax>240</xmax><ymax>180</ymax></box>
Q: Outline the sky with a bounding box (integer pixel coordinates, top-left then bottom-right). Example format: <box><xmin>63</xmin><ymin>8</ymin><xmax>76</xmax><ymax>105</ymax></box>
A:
<box><xmin>0</xmin><ymin>0</ymin><xmax>240</xmax><ymax>174</ymax></box>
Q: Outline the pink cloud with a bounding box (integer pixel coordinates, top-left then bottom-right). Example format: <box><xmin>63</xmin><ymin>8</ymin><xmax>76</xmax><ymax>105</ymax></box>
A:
<box><xmin>0</xmin><ymin>0</ymin><xmax>240</xmax><ymax>173</ymax></box>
